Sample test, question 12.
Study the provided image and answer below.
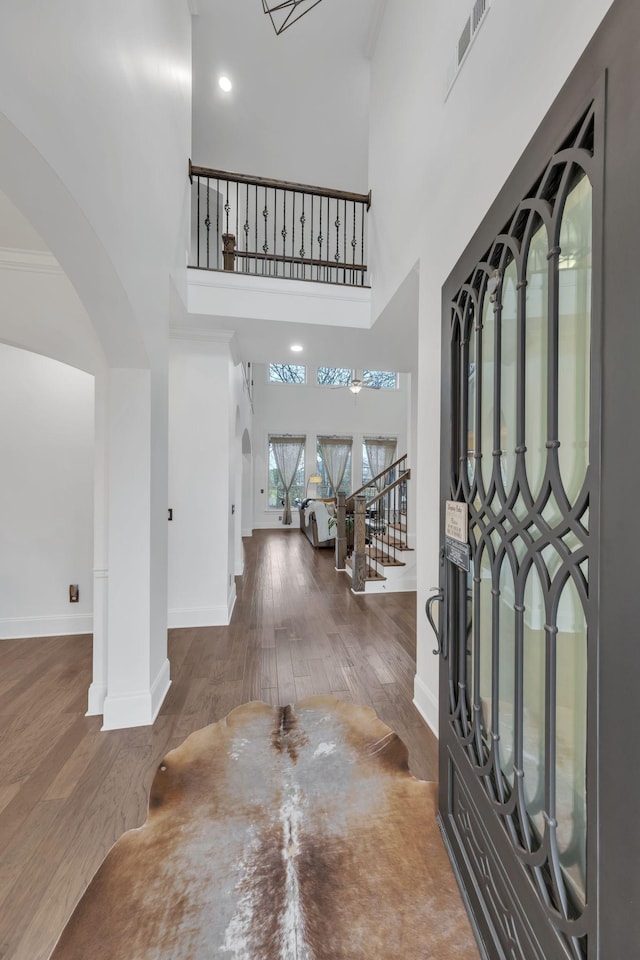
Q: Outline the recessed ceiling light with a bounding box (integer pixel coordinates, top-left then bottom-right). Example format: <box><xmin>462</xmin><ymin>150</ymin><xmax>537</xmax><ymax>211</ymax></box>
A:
<box><xmin>290</xmin><ymin>344</ymin><xmax>303</xmax><ymax>352</ymax></box>
<box><xmin>219</xmin><ymin>76</ymin><xmax>232</xmax><ymax>93</ymax></box>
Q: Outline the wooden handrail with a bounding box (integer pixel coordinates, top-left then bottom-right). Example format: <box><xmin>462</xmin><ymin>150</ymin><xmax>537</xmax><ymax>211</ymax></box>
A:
<box><xmin>347</xmin><ymin>453</ymin><xmax>408</xmax><ymax>506</ymax></box>
<box><xmin>189</xmin><ymin>160</ymin><xmax>372</xmax><ymax>209</ymax></box>
<box><xmin>364</xmin><ymin>470</ymin><xmax>411</xmax><ymax>508</ymax></box>
<box><xmin>233</xmin><ymin>249</ymin><xmax>367</xmax><ymax>273</ymax></box>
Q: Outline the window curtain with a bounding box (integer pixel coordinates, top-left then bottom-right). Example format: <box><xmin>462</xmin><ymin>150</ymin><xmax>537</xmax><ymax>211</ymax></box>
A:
<box><xmin>318</xmin><ymin>437</ymin><xmax>352</xmax><ymax>496</ymax></box>
<box><xmin>365</xmin><ymin>438</ymin><xmax>397</xmax><ymax>490</ymax></box>
<box><xmin>271</xmin><ymin>436</ymin><xmax>305</xmax><ymax>525</ymax></box>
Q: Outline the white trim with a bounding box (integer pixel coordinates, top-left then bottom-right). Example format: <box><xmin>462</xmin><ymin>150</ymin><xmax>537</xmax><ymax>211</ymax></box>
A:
<box><xmin>86</xmin><ymin>681</ymin><xmax>107</xmax><ymax>717</ymax></box>
<box><xmin>188</xmin><ymin>269</ymin><xmax>371</xmax><ymax>306</ymax></box>
<box><xmin>168</xmin><ymin>604</ymin><xmax>231</xmax><ymax>628</ymax></box>
<box><xmin>414</xmin><ymin>675</ymin><xmax>439</xmax><ymax>738</ymax></box>
<box><xmin>234</xmin><ymin>557</ymin><xmax>245</xmax><ymax>576</ymax></box>
<box><xmin>169</xmin><ymin>326</ymin><xmax>236</xmax><ymax>344</ymax></box>
<box><xmin>227</xmin><ymin>582</ymin><xmax>237</xmax><ymax>621</ymax></box>
<box><xmin>0</xmin><ymin>246</ymin><xmax>62</xmax><ymax>275</ymax></box>
<box><xmin>101</xmin><ymin>658</ymin><xmax>171</xmax><ymax>731</ymax></box>
<box><xmin>0</xmin><ymin>613</ymin><xmax>93</xmax><ymax>640</ymax></box>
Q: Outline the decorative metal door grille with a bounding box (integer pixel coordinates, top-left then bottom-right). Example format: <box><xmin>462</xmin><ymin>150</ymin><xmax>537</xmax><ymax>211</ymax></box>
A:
<box><xmin>445</xmin><ymin>103</ymin><xmax>597</xmax><ymax>960</ymax></box>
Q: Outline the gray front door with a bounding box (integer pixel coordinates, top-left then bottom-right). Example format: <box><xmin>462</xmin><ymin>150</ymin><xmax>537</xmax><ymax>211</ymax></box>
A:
<box><xmin>434</xmin><ymin>96</ymin><xmax>600</xmax><ymax>960</ymax></box>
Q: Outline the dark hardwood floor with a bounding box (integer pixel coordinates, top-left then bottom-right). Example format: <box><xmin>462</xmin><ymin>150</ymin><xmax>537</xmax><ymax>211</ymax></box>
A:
<box><xmin>0</xmin><ymin>530</ymin><xmax>437</xmax><ymax>960</ymax></box>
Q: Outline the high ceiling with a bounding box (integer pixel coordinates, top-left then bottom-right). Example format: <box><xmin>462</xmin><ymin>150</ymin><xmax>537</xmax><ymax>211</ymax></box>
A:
<box><xmin>191</xmin><ymin>0</ymin><xmax>385</xmax><ymax>192</ymax></box>
<box><xmin>189</xmin><ymin>0</ymin><xmax>417</xmax><ymax>373</ymax></box>
<box><xmin>0</xmin><ymin>2</ymin><xmax>417</xmax><ymax>376</ymax></box>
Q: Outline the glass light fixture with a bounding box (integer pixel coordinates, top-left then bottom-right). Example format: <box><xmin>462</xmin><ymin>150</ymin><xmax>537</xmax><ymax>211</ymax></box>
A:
<box><xmin>290</xmin><ymin>344</ymin><xmax>303</xmax><ymax>352</ymax></box>
<box><xmin>218</xmin><ymin>76</ymin><xmax>232</xmax><ymax>92</ymax></box>
<box><xmin>349</xmin><ymin>380</ymin><xmax>363</xmax><ymax>394</ymax></box>
<box><xmin>262</xmin><ymin>0</ymin><xmax>324</xmax><ymax>36</ymax></box>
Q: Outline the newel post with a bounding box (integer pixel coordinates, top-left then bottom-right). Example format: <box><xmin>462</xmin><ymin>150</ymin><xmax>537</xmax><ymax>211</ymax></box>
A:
<box><xmin>335</xmin><ymin>491</ymin><xmax>347</xmax><ymax>571</ymax></box>
<box><xmin>352</xmin><ymin>494</ymin><xmax>367</xmax><ymax>592</ymax></box>
<box><xmin>222</xmin><ymin>233</ymin><xmax>236</xmax><ymax>271</ymax></box>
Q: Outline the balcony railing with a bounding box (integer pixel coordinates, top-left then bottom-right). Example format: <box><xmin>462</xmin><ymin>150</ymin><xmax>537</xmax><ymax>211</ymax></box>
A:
<box><xmin>189</xmin><ymin>161</ymin><xmax>370</xmax><ymax>287</ymax></box>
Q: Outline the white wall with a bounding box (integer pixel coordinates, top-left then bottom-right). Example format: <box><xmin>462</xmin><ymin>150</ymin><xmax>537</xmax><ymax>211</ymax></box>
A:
<box><xmin>0</xmin><ymin>1</ymin><xmax>192</xmax><ymax>727</ymax></box>
<box><xmin>0</xmin><ymin>345</ymin><xmax>94</xmax><ymax>639</ymax></box>
<box><xmin>251</xmin><ymin>362</ymin><xmax>409</xmax><ymax>529</ymax></box>
<box><xmin>168</xmin><ymin>336</ymin><xmax>252</xmax><ymax>626</ymax></box>
<box><xmin>368</xmin><ymin>0</ymin><xmax>615</xmax><ymax>734</ymax></box>
<box><xmin>0</xmin><ymin>246</ymin><xmax>106</xmax><ymax>376</ymax></box>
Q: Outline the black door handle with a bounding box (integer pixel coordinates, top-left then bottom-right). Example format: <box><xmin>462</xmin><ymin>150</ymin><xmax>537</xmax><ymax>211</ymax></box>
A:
<box><xmin>425</xmin><ymin>588</ymin><xmax>444</xmax><ymax>656</ymax></box>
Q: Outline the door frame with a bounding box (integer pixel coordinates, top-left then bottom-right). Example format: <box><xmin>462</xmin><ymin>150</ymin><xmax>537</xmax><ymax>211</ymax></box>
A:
<box><xmin>434</xmin><ymin>1</ymin><xmax>640</xmax><ymax>956</ymax></box>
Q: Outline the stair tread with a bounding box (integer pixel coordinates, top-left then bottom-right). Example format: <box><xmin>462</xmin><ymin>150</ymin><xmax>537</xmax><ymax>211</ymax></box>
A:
<box><xmin>345</xmin><ymin>557</ymin><xmax>387</xmax><ymax>581</ymax></box>
<box><xmin>366</xmin><ymin>547</ymin><xmax>406</xmax><ymax>566</ymax></box>
<box><xmin>372</xmin><ymin>534</ymin><xmax>413</xmax><ymax>550</ymax></box>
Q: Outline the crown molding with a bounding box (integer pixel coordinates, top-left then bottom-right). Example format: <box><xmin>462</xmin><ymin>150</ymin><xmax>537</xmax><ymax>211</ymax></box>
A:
<box><xmin>169</xmin><ymin>325</ymin><xmax>236</xmax><ymax>344</ymax></box>
<box><xmin>0</xmin><ymin>247</ymin><xmax>62</xmax><ymax>276</ymax></box>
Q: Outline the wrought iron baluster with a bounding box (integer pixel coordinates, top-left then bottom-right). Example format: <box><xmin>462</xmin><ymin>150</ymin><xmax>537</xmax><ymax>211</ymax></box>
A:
<box><xmin>244</xmin><ymin>183</ymin><xmax>249</xmax><ymax>273</ymax></box>
<box><xmin>263</xmin><ymin>186</ymin><xmax>269</xmax><ymax>275</ymax></box>
<box><xmin>352</xmin><ymin>201</ymin><xmax>357</xmax><ymax>286</ymax></box>
<box><xmin>281</xmin><ymin>189</ymin><xmax>287</xmax><ymax>277</ymax></box>
<box><xmin>317</xmin><ymin>198</ymin><xmax>323</xmax><ymax>283</ymax></box>
<box><xmin>343</xmin><ymin>198</ymin><xmax>347</xmax><ymax>284</ymax></box>
<box><xmin>291</xmin><ymin>192</ymin><xmax>295</xmax><ymax>278</ymax></box>
<box><xmin>196</xmin><ymin>176</ymin><xmax>200</xmax><ymax>267</ymax></box>
<box><xmin>206</xmin><ymin>177</ymin><xmax>211</xmax><ymax>269</ymax></box>
<box><xmin>309</xmin><ymin>194</ymin><xmax>313</xmax><ymax>280</ymax></box>
<box><xmin>300</xmin><ymin>194</ymin><xmax>306</xmax><ymax>281</ymax></box>
<box><xmin>360</xmin><ymin>199</ymin><xmax>365</xmax><ymax>285</ymax></box>
<box><xmin>215</xmin><ymin>178</ymin><xmax>219</xmax><ymax>269</ymax></box>
<box><xmin>235</xmin><ymin>181</ymin><xmax>239</xmax><ymax>272</ymax></box>
<box><xmin>335</xmin><ymin>197</ymin><xmax>341</xmax><ymax>285</ymax></box>
<box><xmin>273</xmin><ymin>188</ymin><xmax>277</xmax><ymax>276</ymax></box>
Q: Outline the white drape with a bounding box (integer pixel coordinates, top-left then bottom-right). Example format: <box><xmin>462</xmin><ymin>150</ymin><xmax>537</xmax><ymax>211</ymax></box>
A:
<box><xmin>271</xmin><ymin>436</ymin><xmax>305</xmax><ymax>524</ymax></box>
<box><xmin>318</xmin><ymin>437</ymin><xmax>352</xmax><ymax>495</ymax></box>
<box><xmin>365</xmin><ymin>438</ymin><xmax>397</xmax><ymax>490</ymax></box>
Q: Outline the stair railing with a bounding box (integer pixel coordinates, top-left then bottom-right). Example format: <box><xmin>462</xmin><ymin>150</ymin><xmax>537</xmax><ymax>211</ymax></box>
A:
<box><xmin>336</xmin><ymin>459</ymin><xmax>411</xmax><ymax>590</ymax></box>
<box><xmin>189</xmin><ymin>161</ymin><xmax>371</xmax><ymax>287</ymax></box>
<box><xmin>345</xmin><ymin>453</ymin><xmax>408</xmax><ymax>511</ymax></box>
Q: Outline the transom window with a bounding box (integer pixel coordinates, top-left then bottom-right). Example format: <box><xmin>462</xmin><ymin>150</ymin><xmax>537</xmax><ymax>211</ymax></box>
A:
<box><xmin>269</xmin><ymin>363</ymin><xmax>306</xmax><ymax>384</ymax></box>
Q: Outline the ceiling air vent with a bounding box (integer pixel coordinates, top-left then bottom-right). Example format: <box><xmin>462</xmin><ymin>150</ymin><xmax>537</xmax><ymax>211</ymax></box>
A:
<box><xmin>445</xmin><ymin>0</ymin><xmax>490</xmax><ymax>100</ymax></box>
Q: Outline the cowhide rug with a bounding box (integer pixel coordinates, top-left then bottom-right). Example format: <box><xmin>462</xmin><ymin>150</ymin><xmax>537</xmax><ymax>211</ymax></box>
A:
<box><xmin>51</xmin><ymin>696</ymin><xmax>479</xmax><ymax>959</ymax></box>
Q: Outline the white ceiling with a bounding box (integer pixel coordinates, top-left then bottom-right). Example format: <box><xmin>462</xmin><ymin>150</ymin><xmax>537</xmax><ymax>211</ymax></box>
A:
<box><xmin>189</xmin><ymin>0</ymin><xmax>418</xmax><ymax>373</ymax></box>
<box><xmin>191</xmin><ymin>0</ymin><xmax>383</xmax><ymax>192</ymax></box>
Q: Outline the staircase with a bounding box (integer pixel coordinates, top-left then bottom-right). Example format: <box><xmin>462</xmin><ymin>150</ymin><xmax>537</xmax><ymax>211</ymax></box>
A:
<box><xmin>335</xmin><ymin>455</ymin><xmax>415</xmax><ymax>594</ymax></box>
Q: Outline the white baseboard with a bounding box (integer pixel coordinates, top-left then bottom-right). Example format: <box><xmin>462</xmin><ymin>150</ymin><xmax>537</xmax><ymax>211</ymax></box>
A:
<box><xmin>414</xmin><ymin>674</ymin><xmax>439</xmax><ymax>738</ymax></box>
<box><xmin>0</xmin><ymin>613</ymin><xmax>93</xmax><ymax>640</ymax></box>
<box><xmin>168</xmin><ymin>604</ymin><xmax>231</xmax><ymax>628</ymax></box>
<box><xmin>86</xmin><ymin>680</ymin><xmax>107</xmax><ymax>716</ymax></box>
<box><xmin>101</xmin><ymin>658</ymin><xmax>171</xmax><ymax>731</ymax></box>
<box><xmin>241</xmin><ymin>528</ymin><xmax>253</xmax><ymax>538</ymax></box>
<box><xmin>252</xmin><ymin>510</ymin><xmax>301</xmax><ymax>530</ymax></box>
<box><xmin>227</xmin><ymin>582</ymin><xmax>237</xmax><ymax>621</ymax></box>
<box><xmin>234</xmin><ymin>557</ymin><xmax>244</xmax><ymax>576</ymax></box>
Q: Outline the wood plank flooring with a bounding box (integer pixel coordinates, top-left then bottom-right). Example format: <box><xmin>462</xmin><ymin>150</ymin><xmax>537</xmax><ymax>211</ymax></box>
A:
<box><xmin>0</xmin><ymin>529</ymin><xmax>437</xmax><ymax>960</ymax></box>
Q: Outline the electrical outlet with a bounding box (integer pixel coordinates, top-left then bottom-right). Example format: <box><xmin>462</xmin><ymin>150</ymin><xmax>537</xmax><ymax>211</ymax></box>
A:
<box><xmin>69</xmin><ymin>584</ymin><xmax>79</xmax><ymax>603</ymax></box>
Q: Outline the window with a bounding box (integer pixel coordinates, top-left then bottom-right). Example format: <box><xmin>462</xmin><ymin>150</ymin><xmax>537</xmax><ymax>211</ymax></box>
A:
<box><xmin>362</xmin><ymin>438</ymin><xmax>397</xmax><ymax>485</ymax></box>
<box><xmin>316</xmin><ymin>437</ymin><xmax>352</xmax><ymax>497</ymax></box>
<box><xmin>268</xmin><ymin>437</ymin><xmax>305</xmax><ymax>508</ymax></box>
<box><xmin>269</xmin><ymin>363</ymin><xmax>306</xmax><ymax>384</ymax></box>
<box><xmin>362</xmin><ymin>370</ymin><xmax>398</xmax><ymax>389</ymax></box>
<box><xmin>316</xmin><ymin>367</ymin><xmax>352</xmax><ymax>386</ymax></box>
